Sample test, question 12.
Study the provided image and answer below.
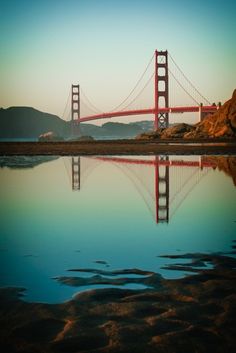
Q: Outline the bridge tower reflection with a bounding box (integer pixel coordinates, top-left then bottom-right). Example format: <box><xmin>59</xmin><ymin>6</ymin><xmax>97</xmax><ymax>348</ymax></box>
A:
<box><xmin>155</xmin><ymin>156</ymin><xmax>169</xmax><ymax>223</ymax></box>
<box><xmin>72</xmin><ymin>157</ymin><xmax>80</xmax><ymax>190</ymax></box>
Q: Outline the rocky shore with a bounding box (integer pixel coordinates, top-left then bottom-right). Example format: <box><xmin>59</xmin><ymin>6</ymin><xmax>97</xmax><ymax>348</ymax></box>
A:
<box><xmin>137</xmin><ymin>89</ymin><xmax>236</xmax><ymax>140</ymax></box>
<box><xmin>0</xmin><ymin>247</ymin><xmax>236</xmax><ymax>353</ymax></box>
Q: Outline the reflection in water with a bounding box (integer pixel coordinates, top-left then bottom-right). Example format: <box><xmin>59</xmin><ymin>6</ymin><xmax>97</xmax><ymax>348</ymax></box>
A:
<box><xmin>0</xmin><ymin>154</ymin><xmax>236</xmax><ymax>303</ymax></box>
<box><xmin>0</xmin><ymin>155</ymin><xmax>58</xmax><ymax>168</ymax></box>
<box><xmin>71</xmin><ymin>156</ymin><xmax>221</xmax><ymax>223</ymax></box>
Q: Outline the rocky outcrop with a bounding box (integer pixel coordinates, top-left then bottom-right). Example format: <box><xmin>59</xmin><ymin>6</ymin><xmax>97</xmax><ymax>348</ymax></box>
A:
<box><xmin>71</xmin><ymin>135</ymin><xmax>94</xmax><ymax>141</ymax></box>
<box><xmin>136</xmin><ymin>89</ymin><xmax>236</xmax><ymax>140</ymax></box>
<box><xmin>161</xmin><ymin>123</ymin><xmax>195</xmax><ymax>139</ymax></box>
<box><xmin>186</xmin><ymin>89</ymin><xmax>236</xmax><ymax>139</ymax></box>
<box><xmin>136</xmin><ymin>124</ymin><xmax>195</xmax><ymax>140</ymax></box>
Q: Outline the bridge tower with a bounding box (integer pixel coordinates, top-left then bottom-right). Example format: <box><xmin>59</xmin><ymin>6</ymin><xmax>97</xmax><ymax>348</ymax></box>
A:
<box><xmin>154</xmin><ymin>50</ymin><xmax>169</xmax><ymax>130</ymax></box>
<box><xmin>155</xmin><ymin>156</ymin><xmax>169</xmax><ymax>223</ymax></box>
<box><xmin>71</xmin><ymin>84</ymin><xmax>81</xmax><ymax>137</ymax></box>
<box><xmin>72</xmin><ymin>157</ymin><xmax>80</xmax><ymax>190</ymax></box>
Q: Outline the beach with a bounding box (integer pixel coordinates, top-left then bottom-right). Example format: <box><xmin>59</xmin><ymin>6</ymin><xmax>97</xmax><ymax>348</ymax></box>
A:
<box><xmin>0</xmin><ymin>139</ymin><xmax>236</xmax><ymax>156</ymax></box>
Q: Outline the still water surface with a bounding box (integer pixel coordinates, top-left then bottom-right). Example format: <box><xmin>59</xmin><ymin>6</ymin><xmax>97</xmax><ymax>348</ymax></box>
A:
<box><xmin>0</xmin><ymin>155</ymin><xmax>235</xmax><ymax>303</ymax></box>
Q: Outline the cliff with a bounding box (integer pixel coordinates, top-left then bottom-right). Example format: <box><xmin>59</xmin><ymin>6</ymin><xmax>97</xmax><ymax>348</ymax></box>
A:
<box><xmin>185</xmin><ymin>89</ymin><xmax>236</xmax><ymax>138</ymax></box>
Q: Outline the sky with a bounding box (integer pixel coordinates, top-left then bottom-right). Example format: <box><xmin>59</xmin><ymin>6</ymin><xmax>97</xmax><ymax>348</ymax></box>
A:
<box><xmin>0</xmin><ymin>0</ymin><xmax>235</xmax><ymax>124</ymax></box>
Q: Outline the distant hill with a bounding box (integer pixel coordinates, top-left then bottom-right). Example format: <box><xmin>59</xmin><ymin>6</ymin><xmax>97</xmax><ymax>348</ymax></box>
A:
<box><xmin>0</xmin><ymin>106</ymin><xmax>154</xmax><ymax>139</ymax></box>
<box><xmin>0</xmin><ymin>107</ymin><xmax>69</xmax><ymax>138</ymax></box>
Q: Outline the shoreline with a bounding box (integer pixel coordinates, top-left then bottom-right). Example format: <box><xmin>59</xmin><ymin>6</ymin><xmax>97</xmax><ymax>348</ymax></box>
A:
<box><xmin>0</xmin><ymin>139</ymin><xmax>236</xmax><ymax>155</ymax></box>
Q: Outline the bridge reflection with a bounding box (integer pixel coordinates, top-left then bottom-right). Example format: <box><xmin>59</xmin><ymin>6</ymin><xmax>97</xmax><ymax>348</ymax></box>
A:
<box><xmin>70</xmin><ymin>156</ymin><xmax>217</xmax><ymax>223</ymax></box>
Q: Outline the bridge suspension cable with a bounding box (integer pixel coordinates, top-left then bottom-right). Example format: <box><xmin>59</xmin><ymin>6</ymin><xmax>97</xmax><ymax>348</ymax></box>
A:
<box><xmin>80</xmin><ymin>88</ymin><xmax>102</xmax><ymax>113</ymax></box>
<box><xmin>111</xmin><ymin>52</ymin><xmax>155</xmax><ymax>112</ymax></box>
<box><xmin>61</xmin><ymin>90</ymin><xmax>71</xmax><ymax>121</ymax></box>
<box><xmin>169</xmin><ymin>53</ymin><xmax>211</xmax><ymax>105</ymax></box>
<box><xmin>168</xmin><ymin>68</ymin><xmax>200</xmax><ymax>105</ymax></box>
<box><xmin>80</xmin><ymin>98</ymin><xmax>99</xmax><ymax>115</ymax></box>
<box><xmin>121</xmin><ymin>71</ymin><xmax>154</xmax><ymax>111</ymax></box>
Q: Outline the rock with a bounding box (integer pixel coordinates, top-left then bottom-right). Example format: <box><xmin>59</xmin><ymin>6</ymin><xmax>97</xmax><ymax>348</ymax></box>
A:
<box><xmin>136</xmin><ymin>129</ymin><xmax>164</xmax><ymax>140</ymax></box>
<box><xmin>38</xmin><ymin>131</ymin><xmax>64</xmax><ymax>141</ymax></box>
<box><xmin>136</xmin><ymin>124</ymin><xmax>195</xmax><ymax>140</ymax></box>
<box><xmin>161</xmin><ymin>123</ymin><xmax>195</xmax><ymax>139</ymax></box>
<box><xmin>78</xmin><ymin>135</ymin><xmax>94</xmax><ymax>141</ymax></box>
<box><xmin>70</xmin><ymin>135</ymin><xmax>95</xmax><ymax>141</ymax></box>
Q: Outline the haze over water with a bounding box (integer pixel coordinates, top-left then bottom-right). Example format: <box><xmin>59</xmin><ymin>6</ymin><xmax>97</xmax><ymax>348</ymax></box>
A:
<box><xmin>0</xmin><ymin>155</ymin><xmax>235</xmax><ymax>303</ymax></box>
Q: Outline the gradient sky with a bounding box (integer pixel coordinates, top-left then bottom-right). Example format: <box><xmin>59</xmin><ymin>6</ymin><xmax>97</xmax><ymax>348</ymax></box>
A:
<box><xmin>0</xmin><ymin>0</ymin><xmax>235</xmax><ymax>124</ymax></box>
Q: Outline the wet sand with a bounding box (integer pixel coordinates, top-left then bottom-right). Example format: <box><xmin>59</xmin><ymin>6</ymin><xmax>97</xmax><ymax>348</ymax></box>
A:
<box><xmin>0</xmin><ymin>139</ymin><xmax>236</xmax><ymax>155</ymax></box>
<box><xmin>0</xmin><ymin>250</ymin><xmax>236</xmax><ymax>353</ymax></box>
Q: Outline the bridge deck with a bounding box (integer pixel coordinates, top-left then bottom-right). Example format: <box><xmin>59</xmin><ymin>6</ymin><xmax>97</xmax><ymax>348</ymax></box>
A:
<box><xmin>79</xmin><ymin>105</ymin><xmax>218</xmax><ymax>123</ymax></box>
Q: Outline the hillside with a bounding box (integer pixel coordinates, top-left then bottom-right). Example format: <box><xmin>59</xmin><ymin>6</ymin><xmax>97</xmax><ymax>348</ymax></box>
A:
<box><xmin>0</xmin><ymin>107</ymin><xmax>70</xmax><ymax>138</ymax></box>
<box><xmin>0</xmin><ymin>106</ymin><xmax>153</xmax><ymax>139</ymax></box>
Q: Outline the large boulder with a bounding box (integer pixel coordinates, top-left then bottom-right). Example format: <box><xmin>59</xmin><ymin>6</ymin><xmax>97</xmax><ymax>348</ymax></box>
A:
<box><xmin>78</xmin><ymin>135</ymin><xmax>94</xmax><ymax>141</ymax></box>
<box><xmin>70</xmin><ymin>135</ymin><xmax>94</xmax><ymax>141</ymax></box>
<box><xmin>136</xmin><ymin>124</ymin><xmax>194</xmax><ymax>140</ymax></box>
<box><xmin>161</xmin><ymin>123</ymin><xmax>194</xmax><ymax>139</ymax></box>
<box><xmin>136</xmin><ymin>129</ymin><xmax>164</xmax><ymax>140</ymax></box>
<box><xmin>38</xmin><ymin>131</ymin><xmax>64</xmax><ymax>141</ymax></box>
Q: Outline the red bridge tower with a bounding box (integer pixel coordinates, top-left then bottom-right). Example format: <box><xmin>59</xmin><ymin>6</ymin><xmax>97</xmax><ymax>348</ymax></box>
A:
<box><xmin>155</xmin><ymin>50</ymin><xmax>169</xmax><ymax>130</ymax></box>
<box><xmin>71</xmin><ymin>84</ymin><xmax>80</xmax><ymax>137</ymax></box>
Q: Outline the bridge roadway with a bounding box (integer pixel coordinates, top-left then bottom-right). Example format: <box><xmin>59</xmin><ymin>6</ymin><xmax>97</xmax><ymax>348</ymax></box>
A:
<box><xmin>79</xmin><ymin>105</ymin><xmax>218</xmax><ymax>123</ymax></box>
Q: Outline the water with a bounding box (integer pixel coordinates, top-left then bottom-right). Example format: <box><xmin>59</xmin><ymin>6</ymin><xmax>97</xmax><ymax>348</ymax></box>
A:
<box><xmin>0</xmin><ymin>155</ymin><xmax>235</xmax><ymax>303</ymax></box>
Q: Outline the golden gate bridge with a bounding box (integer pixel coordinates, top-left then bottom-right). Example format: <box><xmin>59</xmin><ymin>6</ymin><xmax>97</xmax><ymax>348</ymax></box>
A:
<box><xmin>61</xmin><ymin>51</ymin><xmax>220</xmax><ymax>223</ymax></box>
<box><xmin>61</xmin><ymin>50</ymin><xmax>221</xmax><ymax>134</ymax></box>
